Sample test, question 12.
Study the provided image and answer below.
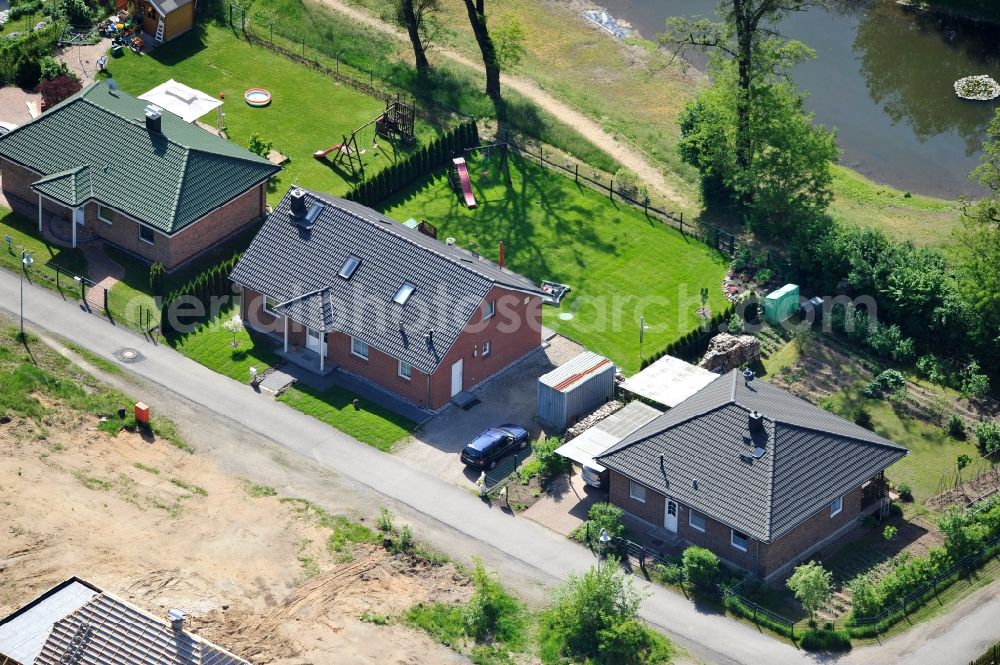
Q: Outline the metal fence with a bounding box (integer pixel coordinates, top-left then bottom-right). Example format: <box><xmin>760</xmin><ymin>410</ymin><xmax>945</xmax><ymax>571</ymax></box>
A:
<box><xmin>850</xmin><ymin>533</ymin><xmax>1000</xmax><ymax>632</ymax></box>
<box><xmin>495</xmin><ymin>134</ymin><xmax>738</xmax><ymax>257</ymax></box>
<box><xmin>972</xmin><ymin>643</ymin><xmax>1000</xmax><ymax>665</ymax></box>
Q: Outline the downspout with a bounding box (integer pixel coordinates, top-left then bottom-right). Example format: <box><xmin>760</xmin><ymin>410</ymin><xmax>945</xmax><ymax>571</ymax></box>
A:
<box><xmin>425</xmin><ymin>373</ymin><xmax>431</xmax><ymax>410</ymax></box>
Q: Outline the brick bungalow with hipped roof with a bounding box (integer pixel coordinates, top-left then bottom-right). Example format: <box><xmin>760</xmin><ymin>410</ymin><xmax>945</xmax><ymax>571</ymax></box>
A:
<box><xmin>0</xmin><ymin>81</ymin><xmax>280</xmax><ymax>271</ymax></box>
<box><xmin>596</xmin><ymin>369</ymin><xmax>908</xmax><ymax>580</ymax></box>
<box><xmin>230</xmin><ymin>187</ymin><xmax>546</xmax><ymax>411</ymax></box>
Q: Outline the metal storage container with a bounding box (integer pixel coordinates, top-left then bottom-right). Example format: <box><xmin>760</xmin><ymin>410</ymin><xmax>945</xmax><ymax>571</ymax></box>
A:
<box><xmin>764</xmin><ymin>283</ymin><xmax>800</xmax><ymax>325</ymax></box>
<box><xmin>537</xmin><ymin>352</ymin><xmax>616</xmax><ymax>430</ymax></box>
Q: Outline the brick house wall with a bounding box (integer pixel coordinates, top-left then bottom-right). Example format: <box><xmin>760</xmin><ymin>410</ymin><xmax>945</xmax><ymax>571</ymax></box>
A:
<box><xmin>2</xmin><ymin>159</ymin><xmax>267</xmax><ymax>270</ymax></box>
<box><xmin>241</xmin><ymin>285</ymin><xmax>542</xmax><ymax>410</ymax></box>
<box><xmin>608</xmin><ymin>470</ymin><xmax>873</xmax><ymax>580</ymax></box>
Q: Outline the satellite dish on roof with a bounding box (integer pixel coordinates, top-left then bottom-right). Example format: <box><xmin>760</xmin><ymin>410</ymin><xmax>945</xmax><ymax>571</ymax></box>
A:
<box><xmin>107</xmin><ymin>79</ymin><xmax>119</xmax><ymax>92</ymax></box>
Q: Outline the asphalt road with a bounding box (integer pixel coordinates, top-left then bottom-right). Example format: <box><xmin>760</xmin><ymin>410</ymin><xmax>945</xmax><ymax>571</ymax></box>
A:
<box><xmin>1</xmin><ymin>270</ymin><xmax>997</xmax><ymax>665</ymax></box>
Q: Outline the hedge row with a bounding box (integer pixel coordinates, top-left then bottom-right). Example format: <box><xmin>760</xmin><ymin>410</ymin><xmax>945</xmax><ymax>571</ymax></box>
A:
<box><xmin>344</xmin><ymin>120</ymin><xmax>479</xmax><ymax>207</ymax></box>
<box><xmin>160</xmin><ymin>253</ymin><xmax>243</xmax><ymax>335</ymax></box>
<box><xmin>640</xmin><ymin>303</ymin><xmax>736</xmax><ymax>369</ymax></box>
<box><xmin>722</xmin><ymin>594</ymin><xmax>796</xmax><ymax>639</ymax></box>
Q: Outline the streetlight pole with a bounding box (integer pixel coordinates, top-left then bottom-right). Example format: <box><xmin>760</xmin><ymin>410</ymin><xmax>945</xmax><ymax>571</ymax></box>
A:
<box><xmin>598</xmin><ymin>527</ymin><xmax>611</xmax><ymax>572</ymax></box>
<box><xmin>20</xmin><ymin>250</ymin><xmax>33</xmax><ymax>337</ymax></box>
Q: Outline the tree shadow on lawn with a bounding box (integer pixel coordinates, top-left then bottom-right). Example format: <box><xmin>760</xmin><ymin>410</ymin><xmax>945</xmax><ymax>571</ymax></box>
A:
<box><xmin>144</xmin><ymin>28</ymin><xmax>210</xmax><ymax>67</ymax></box>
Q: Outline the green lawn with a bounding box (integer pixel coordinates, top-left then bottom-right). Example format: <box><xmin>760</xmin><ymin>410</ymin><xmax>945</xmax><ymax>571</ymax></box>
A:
<box><xmin>171</xmin><ymin>308</ymin><xmax>414</xmax><ymax>449</ymax></box>
<box><xmin>101</xmin><ymin>24</ymin><xmax>441</xmax><ymax>205</ymax></box>
<box><xmin>168</xmin><ymin>307</ymin><xmax>279</xmax><ymax>381</ymax></box>
<box><xmin>0</xmin><ymin>207</ymin><xmax>88</xmax><ymax>299</ymax></box>
<box><xmin>822</xmin><ymin>385</ymin><xmax>977</xmax><ymax>511</ymax></box>
<box><xmin>277</xmin><ymin>385</ymin><xmax>415</xmax><ymax>452</ymax></box>
<box><xmin>379</xmin><ymin>152</ymin><xmax>730</xmax><ymax>374</ymax></box>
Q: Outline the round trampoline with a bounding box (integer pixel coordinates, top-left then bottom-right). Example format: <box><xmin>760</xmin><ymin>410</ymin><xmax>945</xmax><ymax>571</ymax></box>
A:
<box><xmin>244</xmin><ymin>88</ymin><xmax>272</xmax><ymax>107</ymax></box>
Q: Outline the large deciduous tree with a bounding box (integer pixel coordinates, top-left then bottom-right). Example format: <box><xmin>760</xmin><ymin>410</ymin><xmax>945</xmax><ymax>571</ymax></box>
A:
<box><xmin>956</xmin><ymin>108</ymin><xmax>1000</xmax><ymax>371</ymax></box>
<box><xmin>462</xmin><ymin>0</ymin><xmax>502</xmax><ymax>102</ymax></box>
<box><xmin>662</xmin><ymin>0</ymin><xmax>823</xmax><ymax>179</ymax></box>
<box><xmin>390</xmin><ymin>0</ymin><xmax>439</xmax><ymax>76</ymax></box>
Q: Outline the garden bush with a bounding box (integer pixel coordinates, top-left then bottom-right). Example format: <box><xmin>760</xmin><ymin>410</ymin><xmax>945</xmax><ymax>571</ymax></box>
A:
<box><xmin>896</xmin><ymin>482</ymin><xmax>913</xmax><ymax>502</ymax></box>
<box><xmin>681</xmin><ymin>546</ymin><xmax>719</xmax><ymax>592</ymax></box>
<box><xmin>863</xmin><ymin>369</ymin><xmax>906</xmax><ymax>398</ymax></box>
<box><xmin>974</xmin><ymin>421</ymin><xmax>1000</xmax><ymax>456</ymax></box>
<box><xmin>800</xmin><ymin>629</ymin><xmax>851</xmax><ymax>652</ymax></box>
<box><xmin>650</xmin><ymin>562</ymin><xmax>684</xmax><ymax>586</ymax></box>
<box><xmin>9</xmin><ymin>0</ymin><xmax>43</xmax><ymax>20</ymax></box>
<box><xmin>38</xmin><ymin>56</ymin><xmax>70</xmax><ymax>81</ymax></box>
<box><xmin>946</xmin><ymin>414</ymin><xmax>967</xmax><ymax>440</ymax></box>
<box><xmin>533</xmin><ymin>435</ymin><xmax>569</xmax><ymax>478</ymax></box>
<box><xmin>572</xmin><ymin>502</ymin><xmax>626</xmax><ymax>545</ymax></box>
<box><xmin>462</xmin><ymin>558</ymin><xmax>526</xmax><ymax>646</ymax></box>
<box><xmin>39</xmin><ymin>74</ymin><xmax>81</xmax><ymax>108</ymax></box>
<box><xmin>247</xmin><ymin>132</ymin><xmax>273</xmax><ymax>158</ymax></box>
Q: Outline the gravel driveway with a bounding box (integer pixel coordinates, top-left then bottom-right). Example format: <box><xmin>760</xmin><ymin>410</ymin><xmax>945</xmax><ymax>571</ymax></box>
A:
<box><xmin>394</xmin><ymin>334</ymin><xmax>584</xmax><ymax>488</ymax></box>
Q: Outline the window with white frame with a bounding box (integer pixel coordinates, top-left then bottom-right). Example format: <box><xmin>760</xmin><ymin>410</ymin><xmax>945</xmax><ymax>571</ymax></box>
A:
<box><xmin>398</xmin><ymin>360</ymin><xmax>412</xmax><ymax>380</ymax></box>
<box><xmin>98</xmin><ymin>205</ymin><xmax>113</xmax><ymax>224</ymax></box>
<box><xmin>830</xmin><ymin>496</ymin><xmax>843</xmax><ymax>517</ymax></box>
<box><xmin>263</xmin><ymin>295</ymin><xmax>279</xmax><ymax>316</ymax></box>
<box><xmin>484</xmin><ymin>299</ymin><xmax>496</xmax><ymax>319</ymax></box>
<box><xmin>351</xmin><ymin>337</ymin><xmax>369</xmax><ymax>360</ymax></box>
<box><xmin>629</xmin><ymin>480</ymin><xmax>646</xmax><ymax>503</ymax></box>
<box><xmin>138</xmin><ymin>224</ymin><xmax>155</xmax><ymax>244</ymax></box>
<box><xmin>482</xmin><ymin>340</ymin><xmax>492</xmax><ymax>357</ymax></box>
<box><xmin>688</xmin><ymin>509</ymin><xmax>707</xmax><ymax>532</ymax></box>
<box><xmin>731</xmin><ymin>530</ymin><xmax>749</xmax><ymax>552</ymax></box>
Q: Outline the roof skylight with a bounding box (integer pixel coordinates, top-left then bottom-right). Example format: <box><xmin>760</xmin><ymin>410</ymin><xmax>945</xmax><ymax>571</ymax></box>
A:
<box><xmin>338</xmin><ymin>256</ymin><xmax>361</xmax><ymax>279</ymax></box>
<box><xmin>393</xmin><ymin>282</ymin><xmax>416</xmax><ymax>305</ymax></box>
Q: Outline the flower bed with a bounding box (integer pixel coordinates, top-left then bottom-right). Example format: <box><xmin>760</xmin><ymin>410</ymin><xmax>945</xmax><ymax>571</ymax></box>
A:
<box><xmin>954</xmin><ymin>75</ymin><xmax>1000</xmax><ymax>101</ymax></box>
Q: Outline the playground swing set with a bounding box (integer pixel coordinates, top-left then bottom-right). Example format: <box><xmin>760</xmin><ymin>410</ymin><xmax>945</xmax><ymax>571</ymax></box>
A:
<box><xmin>313</xmin><ymin>97</ymin><xmax>417</xmax><ymax>178</ymax></box>
<box><xmin>448</xmin><ymin>142</ymin><xmax>511</xmax><ymax>210</ymax></box>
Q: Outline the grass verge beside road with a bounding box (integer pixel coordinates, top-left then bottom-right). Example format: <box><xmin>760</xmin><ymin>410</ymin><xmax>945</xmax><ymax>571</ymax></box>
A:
<box><xmin>0</xmin><ymin>207</ymin><xmax>88</xmax><ymax>299</ymax></box>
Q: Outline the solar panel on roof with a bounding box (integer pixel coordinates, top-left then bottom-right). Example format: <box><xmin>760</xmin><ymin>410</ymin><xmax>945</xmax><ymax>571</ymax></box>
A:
<box><xmin>752</xmin><ymin>447</ymin><xmax>766</xmax><ymax>459</ymax></box>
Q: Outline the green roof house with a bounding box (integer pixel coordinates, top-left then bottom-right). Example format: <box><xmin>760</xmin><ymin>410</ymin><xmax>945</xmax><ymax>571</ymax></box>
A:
<box><xmin>0</xmin><ymin>81</ymin><xmax>280</xmax><ymax>270</ymax></box>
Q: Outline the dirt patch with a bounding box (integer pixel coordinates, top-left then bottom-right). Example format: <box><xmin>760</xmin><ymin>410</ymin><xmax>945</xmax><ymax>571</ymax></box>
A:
<box><xmin>927</xmin><ymin>469</ymin><xmax>1000</xmax><ymax>512</ymax></box>
<box><xmin>0</xmin><ymin>410</ymin><xmax>470</xmax><ymax>664</ymax></box>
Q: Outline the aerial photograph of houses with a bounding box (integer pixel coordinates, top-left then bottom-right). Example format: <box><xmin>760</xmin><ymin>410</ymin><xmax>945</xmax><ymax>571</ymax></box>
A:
<box><xmin>1</xmin><ymin>0</ymin><xmax>1000</xmax><ymax>662</ymax></box>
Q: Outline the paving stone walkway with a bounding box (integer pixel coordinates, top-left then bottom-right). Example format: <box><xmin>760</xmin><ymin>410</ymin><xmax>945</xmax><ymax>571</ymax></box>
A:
<box><xmin>80</xmin><ymin>243</ymin><xmax>125</xmax><ymax>312</ymax></box>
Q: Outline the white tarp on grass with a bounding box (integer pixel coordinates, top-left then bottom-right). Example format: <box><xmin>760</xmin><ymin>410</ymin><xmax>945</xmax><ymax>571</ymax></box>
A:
<box><xmin>139</xmin><ymin>79</ymin><xmax>222</xmax><ymax>123</ymax></box>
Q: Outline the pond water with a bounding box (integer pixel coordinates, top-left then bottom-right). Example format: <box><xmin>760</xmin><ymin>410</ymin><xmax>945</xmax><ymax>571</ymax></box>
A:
<box><xmin>599</xmin><ymin>0</ymin><xmax>1000</xmax><ymax>198</ymax></box>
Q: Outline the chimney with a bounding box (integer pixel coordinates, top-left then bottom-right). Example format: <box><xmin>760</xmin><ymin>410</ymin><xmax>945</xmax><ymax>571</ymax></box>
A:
<box><xmin>748</xmin><ymin>410</ymin><xmax>764</xmax><ymax>434</ymax></box>
<box><xmin>289</xmin><ymin>188</ymin><xmax>308</xmax><ymax>218</ymax></box>
<box><xmin>168</xmin><ymin>608</ymin><xmax>187</xmax><ymax>632</ymax></box>
<box><xmin>144</xmin><ymin>105</ymin><xmax>162</xmax><ymax>133</ymax></box>
<box><xmin>742</xmin><ymin>367</ymin><xmax>755</xmax><ymax>387</ymax></box>
<box><xmin>424</xmin><ymin>329</ymin><xmax>434</xmax><ymax>346</ymax></box>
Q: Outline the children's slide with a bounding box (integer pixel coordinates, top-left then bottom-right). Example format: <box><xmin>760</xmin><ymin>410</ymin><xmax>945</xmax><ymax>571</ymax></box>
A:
<box><xmin>453</xmin><ymin>157</ymin><xmax>477</xmax><ymax>209</ymax></box>
<box><xmin>313</xmin><ymin>144</ymin><xmax>342</xmax><ymax>159</ymax></box>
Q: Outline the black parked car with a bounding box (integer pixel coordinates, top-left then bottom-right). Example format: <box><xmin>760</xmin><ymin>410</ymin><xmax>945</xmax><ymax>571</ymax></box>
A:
<box><xmin>459</xmin><ymin>424</ymin><xmax>530</xmax><ymax>470</ymax></box>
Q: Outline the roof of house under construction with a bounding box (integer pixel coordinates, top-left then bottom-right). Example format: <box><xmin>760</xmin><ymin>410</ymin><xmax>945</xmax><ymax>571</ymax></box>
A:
<box><xmin>0</xmin><ymin>577</ymin><xmax>248</xmax><ymax>665</ymax></box>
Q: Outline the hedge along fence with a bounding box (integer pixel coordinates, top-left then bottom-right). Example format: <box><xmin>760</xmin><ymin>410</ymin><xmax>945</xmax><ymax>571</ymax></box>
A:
<box><xmin>343</xmin><ymin>120</ymin><xmax>479</xmax><ymax>207</ymax></box>
<box><xmin>639</xmin><ymin>302</ymin><xmax>736</xmax><ymax>369</ymax></box>
<box><xmin>160</xmin><ymin>252</ymin><xmax>243</xmax><ymax>336</ymax></box>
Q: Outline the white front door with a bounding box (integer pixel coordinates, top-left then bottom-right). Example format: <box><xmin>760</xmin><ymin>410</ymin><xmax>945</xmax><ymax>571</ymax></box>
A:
<box><xmin>306</xmin><ymin>328</ymin><xmax>324</xmax><ymax>355</ymax></box>
<box><xmin>664</xmin><ymin>499</ymin><xmax>678</xmax><ymax>533</ymax></box>
<box><xmin>450</xmin><ymin>359</ymin><xmax>463</xmax><ymax>397</ymax></box>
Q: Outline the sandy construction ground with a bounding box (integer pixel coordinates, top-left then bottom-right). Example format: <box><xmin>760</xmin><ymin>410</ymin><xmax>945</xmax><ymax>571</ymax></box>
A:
<box><xmin>0</xmin><ymin>404</ymin><xmax>471</xmax><ymax>664</ymax></box>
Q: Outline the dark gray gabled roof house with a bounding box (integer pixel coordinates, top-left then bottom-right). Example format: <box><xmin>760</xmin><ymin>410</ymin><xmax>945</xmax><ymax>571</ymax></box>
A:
<box><xmin>597</xmin><ymin>368</ymin><xmax>907</xmax><ymax>580</ymax></box>
<box><xmin>232</xmin><ymin>187</ymin><xmax>546</xmax><ymax>411</ymax></box>
<box><xmin>0</xmin><ymin>578</ymin><xmax>248</xmax><ymax>665</ymax></box>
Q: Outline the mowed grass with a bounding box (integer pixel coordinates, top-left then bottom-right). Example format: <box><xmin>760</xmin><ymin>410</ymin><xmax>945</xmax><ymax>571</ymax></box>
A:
<box><xmin>168</xmin><ymin>307</ymin><xmax>279</xmax><ymax>381</ymax></box>
<box><xmin>820</xmin><ymin>385</ymin><xmax>977</xmax><ymax>510</ymax></box>
<box><xmin>101</xmin><ymin>24</ymin><xmax>441</xmax><ymax>205</ymax></box>
<box><xmin>277</xmin><ymin>385</ymin><xmax>416</xmax><ymax>452</ymax></box>
<box><xmin>171</xmin><ymin>308</ymin><xmax>414</xmax><ymax>449</ymax></box>
<box><xmin>379</xmin><ymin>153</ymin><xmax>730</xmax><ymax>374</ymax></box>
